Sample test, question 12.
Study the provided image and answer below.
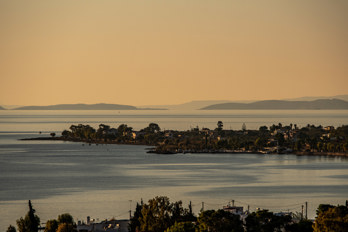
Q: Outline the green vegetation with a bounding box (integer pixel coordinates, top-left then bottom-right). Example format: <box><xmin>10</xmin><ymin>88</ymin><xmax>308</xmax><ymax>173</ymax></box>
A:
<box><xmin>44</xmin><ymin>220</ymin><xmax>58</xmax><ymax>232</ymax></box>
<box><xmin>16</xmin><ymin>200</ymin><xmax>40</xmax><ymax>232</ymax></box>
<box><xmin>11</xmin><ymin>201</ymin><xmax>76</xmax><ymax>232</ymax></box>
<box><xmin>245</xmin><ymin>210</ymin><xmax>292</xmax><ymax>232</ymax></box>
<box><xmin>129</xmin><ymin>196</ymin><xmax>334</xmax><ymax>232</ymax></box>
<box><xmin>313</xmin><ymin>204</ymin><xmax>348</xmax><ymax>232</ymax></box>
<box><xmin>6</xmin><ymin>225</ymin><xmax>17</xmax><ymax>232</ymax></box>
<box><xmin>129</xmin><ymin>196</ymin><xmax>195</xmax><ymax>232</ymax></box>
<box><xmin>9</xmin><ymin>199</ymin><xmax>348</xmax><ymax>232</ymax></box>
<box><xmin>196</xmin><ymin>209</ymin><xmax>243</xmax><ymax>232</ymax></box>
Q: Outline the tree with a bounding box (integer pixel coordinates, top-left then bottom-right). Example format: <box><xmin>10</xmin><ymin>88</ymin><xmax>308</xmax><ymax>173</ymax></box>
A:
<box><xmin>285</xmin><ymin>219</ymin><xmax>313</xmax><ymax>232</ymax></box>
<box><xmin>56</xmin><ymin>223</ymin><xmax>76</xmax><ymax>232</ymax></box>
<box><xmin>44</xmin><ymin>220</ymin><xmax>58</xmax><ymax>232</ymax></box>
<box><xmin>197</xmin><ymin>209</ymin><xmax>243</xmax><ymax>232</ymax></box>
<box><xmin>166</xmin><ymin>221</ymin><xmax>195</xmax><ymax>232</ymax></box>
<box><xmin>129</xmin><ymin>201</ymin><xmax>143</xmax><ymax>232</ymax></box>
<box><xmin>217</xmin><ymin>121</ymin><xmax>223</xmax><ymax>131</ymax></box>
<box><xmin>61</xmin><ymin>130</ymin><xmax>71</xmax><ymax>138</ymax></box>
<box><xmin>16</xmin><ymin>200</ymin><xmax>40</xmax><ymax>232</ymax></box>
<box><xmin>117</xmin><ymin>124</ymin><xmax>133</xmax><ymax>136</ymax></box>
<box><xmin>313</xmin><ymin>205</ymin><xmax>348</xmax><ymax>232</ymax></box>
<box><xmin>245</xmin><ymin>210</ymin><xmax>291</xmax><ymax>232</ymax></box>
<box><xmin>58</xmin><ymin>213</ymin><xmax>74</xmax><ymax>225</ymax></box>
<box><xmin>7</xmin><ymin>225</ymin><xmax>16</xmax><ymax>232</ymax></box>
<box><xmin>131</xmin><ymin>196</ymin><xmax>195</xmax><ymax>232</ymax></box>
<box><xmin>145</xmin><ymin>123</ymin><xmax>161</xmax><ymax>134</ymax></box>
<box><xmin>139</xmin><ymin>196</ymin><xmax>173</xmax><ymax>232</ymax></box>
<box><xmin>259</xmin><ymin>126</ymin><xmax>268</xmax><ymax>134</ymax></box>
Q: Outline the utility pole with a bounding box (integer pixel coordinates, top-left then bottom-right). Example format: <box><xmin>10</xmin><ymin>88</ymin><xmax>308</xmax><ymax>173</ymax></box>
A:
<box><xmin>305</xmin><ymin>202</ymin><xmax>308</xmax><ymax>220</ymax></box>
<box><xmin>301</xmin><ymin>205</ymin><xmax>304</xmax><ymax>220</ymax></box>
<box><xmin>129</xmin><ymin>200</ymin><xmax>132</xmax><ymax>219</ymax></box>
<box><xmin>189</xmin><ymin>201</ymin><xmax>193</xmax><ymax>215</ymax></box>
<box><xmin>201</xmin><ymin>202</ymin><xmax>204</xmax><ymax>212</ymax></box>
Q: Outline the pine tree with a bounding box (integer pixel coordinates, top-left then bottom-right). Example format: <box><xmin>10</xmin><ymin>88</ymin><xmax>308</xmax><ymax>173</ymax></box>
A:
<box><xmin>16</xmin><ymin>200</ymin><xmax>40</xmax><ymax>232</ymax></box>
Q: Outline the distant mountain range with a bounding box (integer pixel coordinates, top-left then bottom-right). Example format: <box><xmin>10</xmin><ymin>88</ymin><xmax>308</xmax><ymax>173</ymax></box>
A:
<box><xmin>1</xmin><ymin>94</ymin><xmax>348</xmax><ymax>110</ymax></box>
<box><xmin>201</xmin><ymin>99</ymin><xmax>348</xmax><ymax>110</ymax></box>
<box><xmin>139</xmin><ymin>100</ymin><xmax>233</xmax><ymax>110</ymax></box>
<box><xmin>283</xmin><ymin>94</ymin><xmax>348</xmax><ymax>102</ymax></box>
<box><xmin>13</xmin><ymin>103</ymin><xmax>138</xmax><ymax>110</ymax></box>
<box><xmin>138</xmin><ymin>95</ymin><xmax>348</xmax><ymax>110</ymax></box>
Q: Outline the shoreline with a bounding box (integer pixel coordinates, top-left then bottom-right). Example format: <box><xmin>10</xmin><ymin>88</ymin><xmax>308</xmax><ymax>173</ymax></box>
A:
<box><xmin>21</xmin><ymin>136</ymin><xmax>348</xmax><ymax>157</ymax></box>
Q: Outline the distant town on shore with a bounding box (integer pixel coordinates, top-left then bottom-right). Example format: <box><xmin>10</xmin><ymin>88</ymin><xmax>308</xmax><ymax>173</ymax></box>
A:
<box><xmin>23</xmin><ymin>121</ymin><xmax>348</xmax><ymax>157</ymax></box>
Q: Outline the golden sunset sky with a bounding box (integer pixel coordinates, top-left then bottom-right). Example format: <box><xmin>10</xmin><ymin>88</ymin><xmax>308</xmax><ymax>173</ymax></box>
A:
<box><xmin>1</xmin><ymin>0</ymin><xmax>347</xmax><ymax>106</ymax></box>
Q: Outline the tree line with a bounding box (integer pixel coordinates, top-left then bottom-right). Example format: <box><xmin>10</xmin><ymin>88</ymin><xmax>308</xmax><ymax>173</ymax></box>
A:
<box><xmin>7</xmin><ymin>198</ymin><xmax>348</xmax><ymax>232</ymax></box>
<box><xmin>7</xmin><ymin>200</ymin><xmax>76</xmax><ymax>232</ymax></box>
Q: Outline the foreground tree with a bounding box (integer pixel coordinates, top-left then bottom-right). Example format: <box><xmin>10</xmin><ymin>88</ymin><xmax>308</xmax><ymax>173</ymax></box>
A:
<box><xmin>286</xmin><ymin>219</ymin><xmax>313</xmax><ymax>232</ymax></box>
<box><xmin>7</xmin><ymin>225</ymin><xmax>16</xmax><ymax>232</ymax></box>
<box><xmin>165</xmin><ymin>221</ymin><xmax>195</xmax><ymax>232</ymax></box>
<box><xmin>197</xmin><ymin>209</ymin><xmax>243</xmax><ymax>232</ymax></box>
<box><xmin>58</xmin><ymin>214</ymin><xmax>74</xmax><ymax>225</ymax></box>
<box><xmin>130</xmin><ymin>196</ymin><xmax>196</xmax><ymax>232</ymax></box>
<box><xmin>139</xmin><ymin>196</ymin><xmax>173</xmax><ymax>232</ymax></box>
<box><xmin>43</xmin><ymin>213</ymin><xmax>75</xmax><ymax>232</ymax></box>
<box><xmin>56</xmin><ymin>223</ymin><xmax>76</xmax><ymax>232</ymax></box>
<box><xmin>245</xmin><ymin>210</ymin><xmax>291</xmax><ymax>232</ymax></box>
<box><xmin>16</xmin><ymin>200</ymin><xmax>40</xmax><ymax>232</ymax></box>
<box><xmin>44</xmin><ymin>220</ymin><xmax>58</xmax><ymax>232</ymax></box>
<box><xmin>313</xmin><ymin>205</ymin><xmax>348</xmax><ymax>232</ymax></box>
<box><xmin>129</xmin><ymin>201</ymin><xmax>143</xmax><ymax>232</ymax></box>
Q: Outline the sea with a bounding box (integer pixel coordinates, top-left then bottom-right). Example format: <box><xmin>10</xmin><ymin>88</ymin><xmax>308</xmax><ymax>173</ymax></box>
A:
<box><xmin>1</xmin><ymin>110</ymin><xmax>348</xmax><ymax>230</ymax></box>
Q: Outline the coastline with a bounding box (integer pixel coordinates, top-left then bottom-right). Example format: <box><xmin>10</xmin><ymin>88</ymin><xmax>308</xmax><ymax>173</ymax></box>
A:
<box><xmin>21</xmin><ymin>136</ymin><xmax>348</xmax><ymax>157</ymax></box>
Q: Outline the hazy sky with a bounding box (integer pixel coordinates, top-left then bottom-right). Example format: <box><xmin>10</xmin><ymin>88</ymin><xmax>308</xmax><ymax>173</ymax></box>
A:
<box><xmin>1</xmin><ymin>0</ymin><xmax>347</xmax><ymax>106</ymax></box>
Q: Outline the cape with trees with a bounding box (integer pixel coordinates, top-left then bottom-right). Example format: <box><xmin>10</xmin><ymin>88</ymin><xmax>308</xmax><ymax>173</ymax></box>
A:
<box><xmin>24</xmin><ymin>122</ymin><xmax>348</xmax><ymax>156</ymax></box>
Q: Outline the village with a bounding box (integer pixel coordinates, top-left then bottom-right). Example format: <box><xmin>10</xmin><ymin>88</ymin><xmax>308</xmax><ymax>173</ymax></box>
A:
<box><xmin>31</xmin><ymin>122</ymin><xmax>348</xmax><ymax>157</ymax></box>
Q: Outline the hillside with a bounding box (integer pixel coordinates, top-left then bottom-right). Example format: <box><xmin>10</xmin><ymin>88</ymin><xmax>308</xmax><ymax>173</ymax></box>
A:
<box><xmin>139</xmin><ymin>100</ymin><xmax>235</xmax><ymax>110</ymax></box>
<box><xmin>14</xmin><ymin>103</ymin><xmax>138</xmax><ymax>110</ymax></box>
<box><xmin>201</xmin><ymin>99</ymin><xmax>348</xmax><ymax>110</ymax></box>
<box><xmin>0</xmin><ymin>106</ymin><xmax>5</xmax><ymax>110</ymax></box>
<box><xmin>284</xmin><ymin>94</ymin><xmax>348</xmax><ymax>102</ymax></box>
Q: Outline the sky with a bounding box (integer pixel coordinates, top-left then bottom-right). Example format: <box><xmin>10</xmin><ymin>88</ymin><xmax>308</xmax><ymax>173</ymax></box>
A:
<box><xmin>1</xmin><ymin>0</ymin><xmax>347</xmax><ymax>106</ymax></box>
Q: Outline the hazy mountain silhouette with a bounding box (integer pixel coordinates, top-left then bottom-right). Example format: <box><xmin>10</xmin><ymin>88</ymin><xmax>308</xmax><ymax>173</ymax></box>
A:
<box><xmin>14</xmin><ymin>103</ymin><xmax>138</xmax><ymax>110</ymax></box>
<box><xmin>0</xmin><ymin>106</ymin><xmax>5</xmax><ymax>110</ymax></box>
<box><xmin>139</xmin><ymin>100</ymin><xmax>235</xmax><ymax>110</ymax></box>
<box><xmin>201</xmin><ymin>99</ymin><xmax>348</xmax><ymax>110</ymax></box>
<box><xmin>139</xmin><ymin>95</ymin><xmax>348</xmax><ymax>110</ymax></box>
<box><xmin>284</xmin><ymin>94</ymin><xmax>348</xmax><ymax>102</ymax></box>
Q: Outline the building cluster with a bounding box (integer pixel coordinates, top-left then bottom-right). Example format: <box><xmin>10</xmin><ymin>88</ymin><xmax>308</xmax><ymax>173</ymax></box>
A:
<box><xmin>76</xmin><ymin>217</ymin><xmax>129</xmax><ymax>232</ymax></box>
<box><xmin>222</xmin><ymin>201</ymin><xmax>293</xmax><ymax>222</ymax></box>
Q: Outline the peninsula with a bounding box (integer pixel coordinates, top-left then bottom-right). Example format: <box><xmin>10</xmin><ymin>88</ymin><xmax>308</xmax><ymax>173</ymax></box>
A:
<box><xmin>23</xmin><ymin>122</ymin><xmax>348</xmax><ymax>157</ymax></box>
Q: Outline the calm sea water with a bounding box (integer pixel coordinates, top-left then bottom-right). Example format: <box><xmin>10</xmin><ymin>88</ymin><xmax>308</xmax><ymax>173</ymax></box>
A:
<box><xmin>1</xmin><ymin>110</ymin><xmax>348</xmax><ymax>230</ymax></box>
